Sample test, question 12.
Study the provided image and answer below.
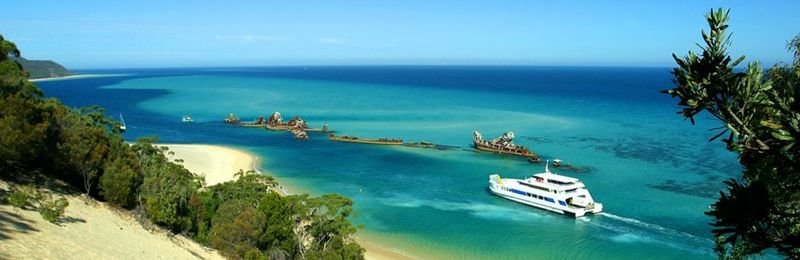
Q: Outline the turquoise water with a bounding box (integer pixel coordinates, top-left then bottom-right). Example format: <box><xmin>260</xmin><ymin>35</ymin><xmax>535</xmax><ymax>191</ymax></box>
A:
<box><xmin>38</xmin><ymin>67</ymin><xmax>742</xmax><ymax>259</ymax></box>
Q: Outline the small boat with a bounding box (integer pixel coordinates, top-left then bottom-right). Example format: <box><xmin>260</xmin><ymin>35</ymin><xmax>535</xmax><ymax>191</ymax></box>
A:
<box><xmin>328</xmin><ymin>134</ymin><xmax>403</xmax><ymax>145</ymax></box>
<box><xmin>473</xmin><ymin>131</ymin><xmax>540</xmax><ymax>161</ymax></box>
<box><xmin>182</xmin><ymin>115</ymin><xmax>193</xmax><ymax>123</ymax></box>
<box><xmin>531</xmin><ymin>158</ymin><xmax>592</xmax><ymax>173</ymax></box>
<box><xmin>488</xmin><ymin>161</ymin><xmax>603</xmax><ymax>217</ymax></box>
<box><xmin>553</xmin><ymin>159</ymin><xmax>562</xmax><ymax>167</ymax></box>
<box><xmin>119</xmin><ymin>113</ymin><xmax>127</xmax><ymax>132</ymax></box>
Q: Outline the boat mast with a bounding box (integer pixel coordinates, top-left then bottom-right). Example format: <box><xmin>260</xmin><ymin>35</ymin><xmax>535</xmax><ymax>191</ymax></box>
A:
<box><xmin>545</xmin><ymin>160</ymin><xmax>551</xmax><ymax>174</ymax></box>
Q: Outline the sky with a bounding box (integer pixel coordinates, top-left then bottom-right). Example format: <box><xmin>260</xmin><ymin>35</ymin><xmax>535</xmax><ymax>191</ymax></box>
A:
<box><xmin>1</xmin><ymin>0</ymin><xmax>798</xmax><ymax>69</ymax></box>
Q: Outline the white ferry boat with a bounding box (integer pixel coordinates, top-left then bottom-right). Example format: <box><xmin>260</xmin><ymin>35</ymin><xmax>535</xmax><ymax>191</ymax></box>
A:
<box><xmin>488</xmin><ymin>162</ymin><xmax>602</xmax><ymax>217</ymax></box>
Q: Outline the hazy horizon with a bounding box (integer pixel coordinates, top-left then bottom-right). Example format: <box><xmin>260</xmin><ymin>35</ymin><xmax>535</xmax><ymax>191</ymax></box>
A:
<box><xmin>3</xmin><ymin>0</ymin><xmax>799</xmax><ymax>69</ymax></box>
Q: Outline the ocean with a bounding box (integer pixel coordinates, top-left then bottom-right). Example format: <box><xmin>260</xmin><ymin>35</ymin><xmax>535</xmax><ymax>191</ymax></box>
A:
<box><xmin>37</xmin><ymin>66</ymin><xmax>742</xmax><ymax>259</ymax></box>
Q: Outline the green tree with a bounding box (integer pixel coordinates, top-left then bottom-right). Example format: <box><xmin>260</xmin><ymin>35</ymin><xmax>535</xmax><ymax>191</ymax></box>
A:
<box><xmin>293</xmin><ymin>194</ymin><xmax>364</xmax><ymax>260</ymax></box>
<box><xmin>208</xmin><ymin>199</ymin><xmax>267</xmax><ymax>258</ymax></box>
<box><xmin>139</xmin><ymin>159</ymin><xmax>201</xmax><ymax>232</ymax></box>
<box><xmin>665</xmin><ymin>8</ymin><xmax>800</xmax><ymax>258</ymax></box>
<box><xmin>57</xmin><ymin>107</ymin><xmax>114</xmax><ymax>195</ymax></box>
<box><xmin>99</xmin><ymin>155</ymin><xmax>142</xmax><ymax>208</ymax></box>
<box><xmin>256</xmin><ymin>192</ymin><xmax>298</xmax><ymax>257</ymax></box>
<box><xmin>0</xmin><ymin>34</ymin><xmax>53</xmax><ymax>178</ymax></box>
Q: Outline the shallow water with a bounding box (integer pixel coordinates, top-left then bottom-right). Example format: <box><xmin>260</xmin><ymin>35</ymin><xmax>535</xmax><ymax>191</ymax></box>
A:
<box><xmin>38</xmin><ymin>66</ymin><xmax>742</xmax><ymax>259</ymax></box>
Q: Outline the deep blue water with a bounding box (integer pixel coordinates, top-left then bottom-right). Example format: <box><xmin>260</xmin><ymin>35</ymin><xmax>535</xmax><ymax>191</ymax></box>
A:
<box><xmin>38</xmin><ymin>66</ymin><xmax>742</xmax><ymax>259</ymax></box>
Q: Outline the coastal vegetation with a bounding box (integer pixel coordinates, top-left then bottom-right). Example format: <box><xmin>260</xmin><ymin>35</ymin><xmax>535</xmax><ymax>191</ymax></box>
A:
<box><xmin>11</xmin><ymin>57</ymin><xmax>71</xmax><ymax>79</ymax></box>
<box><xmin>0</xmin><ymin>34</ymin><xmax>364</xmax><ymax>259</ymax></box>
<box><xmin>665</xmin><ymin>9</ymin><xmax>800</xmax><ymax>258</ymax></box>
<box><xmin>6</xmin><ymin>185</ymin><xmax>69</xmax><ymax>223</ymax></box>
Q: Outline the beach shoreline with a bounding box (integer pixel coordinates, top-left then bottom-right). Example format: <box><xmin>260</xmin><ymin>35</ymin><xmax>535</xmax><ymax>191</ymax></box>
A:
<box><xmin>29</xmin><ymin>74</ymin><xmax>127</xmax><ymax>82</ymax></box>
<box><xmin>162</xmin><ymin>143</ymin><xmax>412</xmax><ymax>259</ymax></box>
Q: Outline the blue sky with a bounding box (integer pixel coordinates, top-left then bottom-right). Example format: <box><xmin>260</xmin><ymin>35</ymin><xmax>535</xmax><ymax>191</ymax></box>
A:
<box><xmin>1</xmin><ymin>1</ymin><xmax>798</xmax><ymax>69</ymax></box>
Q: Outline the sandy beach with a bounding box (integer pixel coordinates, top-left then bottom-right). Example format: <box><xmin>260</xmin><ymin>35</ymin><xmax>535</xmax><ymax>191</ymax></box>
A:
<box><xmin>0</xmin><ymin>143</ymin><xmax>409</xmax><ymax>259</ymax></box>
<box><xmin>162</xmin><ymin>144</ymin><xmax>259</xmax><ymax>187</ymax></box>
<box><xmin>29</xmin><ymin>74</ymin><xmax>127</xmax><ymax>82</ymax></box>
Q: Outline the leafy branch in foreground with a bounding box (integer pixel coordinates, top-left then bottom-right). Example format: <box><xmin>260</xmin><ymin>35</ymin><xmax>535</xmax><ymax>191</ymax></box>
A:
<box><xmin>664</xmin><ymin>8</ymin><xmax>800</xmax><ymax>258</ymax></box>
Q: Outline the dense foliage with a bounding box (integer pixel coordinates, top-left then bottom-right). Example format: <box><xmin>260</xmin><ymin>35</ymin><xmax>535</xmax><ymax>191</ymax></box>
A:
<box><xmin>665</xmin><ymin>9</ymin><xmax>800</xmax><ymax>258</ymax></box>
<box><xmin>0</xmin><ymin>34</ymin><xmax>363</xmax><ymax>259</ymax></box>
<box><xmin>11</xmin><ymin>57</ymin><xmax>71</xmax><ymax>79</ymax></box>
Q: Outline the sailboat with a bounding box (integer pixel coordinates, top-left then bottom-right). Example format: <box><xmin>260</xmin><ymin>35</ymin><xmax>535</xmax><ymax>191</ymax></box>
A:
<box><xmin>119</xmin><ymin>113</ymin><xmax>127</xmax><ymax>132</ymax></box>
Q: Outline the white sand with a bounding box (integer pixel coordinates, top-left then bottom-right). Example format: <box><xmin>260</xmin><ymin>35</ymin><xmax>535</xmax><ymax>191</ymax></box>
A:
<box><xmin>29</xmin><ymin>74</ymin><xmax>127</xmax><ymax>82</ymax></box>
<box><xmin>0</xmin><ymin>181</ymin><xmax>223</xmax><ymax>260</ymax></box>
<box><xmin>162</xmin><ymin>144</ymin><xmax>258</xmax><ymax>187</ymax></box>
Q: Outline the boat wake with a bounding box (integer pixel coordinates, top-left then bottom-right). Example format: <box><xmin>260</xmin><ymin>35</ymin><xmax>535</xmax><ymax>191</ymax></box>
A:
<box><xmin>377</xmin><ymin>194</ymin><xmax>714</xmax><ymax>256</ymax></box>
<box><xmin>378</xmin><ymin>194</ymin><xmax>551</xmax><ymax>222</ymax></box>
<box><xmin>590</xmin><ymin>212</ymin><xmax>714</xmax><ymax>255</ymax></box>
<box><xmin>597</xmin><ymin>212</ymin><xmax>678</xmax><ymax>236</ymax></box>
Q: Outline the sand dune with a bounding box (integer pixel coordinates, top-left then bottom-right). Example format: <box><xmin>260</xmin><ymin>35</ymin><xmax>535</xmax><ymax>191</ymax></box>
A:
<box><xmin>0</xmin><ymin>181</ymin><xmax>223</xmax><ymax>260</ymax></box>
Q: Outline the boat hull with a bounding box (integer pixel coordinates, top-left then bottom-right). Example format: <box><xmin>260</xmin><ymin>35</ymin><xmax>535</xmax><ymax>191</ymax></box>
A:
<box><xmin>489</xmin><ymin>185</ymin><xmax>585</xmax><ymax>217</ymax></box>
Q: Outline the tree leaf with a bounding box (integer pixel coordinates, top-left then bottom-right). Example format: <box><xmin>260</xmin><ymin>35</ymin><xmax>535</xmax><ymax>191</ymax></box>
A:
<box><xmin>760</xmin><ymin>120</ymin><xmax>784</xmax><ymax>129</ymax></box>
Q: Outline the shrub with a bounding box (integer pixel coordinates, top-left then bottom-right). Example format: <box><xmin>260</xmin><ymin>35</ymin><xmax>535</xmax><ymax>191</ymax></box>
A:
<box><xmin>38</xmin><ymin>195</ymin><xmax>69</xmax><ymax>223</ymax></box>
<box><xmin>99</xmin><ymin>157</ymin><xmax>141</xmax><ymax>208</ymax></box>
<box><xmin>139</xmin><ymin>162</ymin><xmax>200</xmax><ymax>232</ymax></box>
<box><xmin>5</xmin><ymin>185</ymin><xmax>69</xmax><ymax>224</ymax></box>
<box><xmin>6</xmin><ymin>185</ymin><xmax>41</xmax><ymax>209</ymax></box>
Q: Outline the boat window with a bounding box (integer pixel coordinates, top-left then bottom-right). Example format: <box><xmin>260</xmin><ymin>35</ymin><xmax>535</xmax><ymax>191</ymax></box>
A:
<box><xmin>510</xmin><ymin>189</ymin><xmax>527</xmax><ymax>196</ymax></box>
<box><xmin>517</xmin><ymin>181</ymin><xmax>551</xmax><ymax>192</ymax></box>
<box><xmin>547</xmin><ymin>179</ymin><xmax>574</xmax><ymax>185</ymax></box>
<box><xmin>565</xmin><ymin>188</ymin><xmax>578</xmax><ymax>193</ymax></box>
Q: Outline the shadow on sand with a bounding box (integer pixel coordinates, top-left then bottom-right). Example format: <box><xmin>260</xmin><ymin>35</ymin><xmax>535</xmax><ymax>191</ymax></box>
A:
<box><xmin>0</xmin><ymin>206</ymin><xmax>40</xmax><ymax>240</ymax></box>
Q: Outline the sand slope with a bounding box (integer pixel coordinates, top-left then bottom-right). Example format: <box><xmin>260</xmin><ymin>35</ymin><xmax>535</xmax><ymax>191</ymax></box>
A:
<box><xmin>0</xmin><ymin>181</ymin><xmax>223</xmax><ymax>260</ymax></box>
